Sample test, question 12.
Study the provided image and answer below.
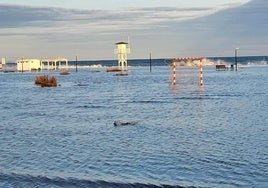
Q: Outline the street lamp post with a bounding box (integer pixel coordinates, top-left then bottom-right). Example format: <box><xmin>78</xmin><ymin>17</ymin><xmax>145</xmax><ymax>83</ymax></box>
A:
<box><xmin>149</xmin><ymin>53</ymin><xmax>152</xmax><ymax>72</ymax></box>
<box><xmin>235</xmin><ymin>48</ymin><xmax>239</xmax><ymax>71</ymax></box>
<box><xmin>75</xmin><ymin>56</ymin><xmax>78</xmax><ymax>72</ymax></box>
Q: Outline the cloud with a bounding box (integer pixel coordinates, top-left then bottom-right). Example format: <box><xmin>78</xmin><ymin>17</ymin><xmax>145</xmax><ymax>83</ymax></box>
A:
<box><xmin>1</xmin><ymin>1</ymin><xmax>266</xmax><ymax>60</ymax></box>
<box><xmin>193</xmin><ymin>0</ymin><xmax>268</xmax><ymax>40</ymax></box>
<box><xmin>167</xmin><ymin>0</ymin><xmax>268</xmax><ymax>56</ymax></box>
<box><xmin>0</xmin><ymin>4</ymin><xmax>236</xmax><ymax>37</ymax></box>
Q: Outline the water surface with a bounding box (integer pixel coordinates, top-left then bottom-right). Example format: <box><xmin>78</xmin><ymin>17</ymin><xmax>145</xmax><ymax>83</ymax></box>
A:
<box><xmin>0</xmin><ymin>65</ymin><xmax>267</xmax><ymax>187</ymax></box>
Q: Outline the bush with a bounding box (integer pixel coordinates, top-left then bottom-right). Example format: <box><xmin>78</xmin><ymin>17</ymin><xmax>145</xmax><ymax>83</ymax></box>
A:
<box><xmin>35</xmin><ymin>75</ymin><xmax>57</xmax><ymax>87</ymax></box>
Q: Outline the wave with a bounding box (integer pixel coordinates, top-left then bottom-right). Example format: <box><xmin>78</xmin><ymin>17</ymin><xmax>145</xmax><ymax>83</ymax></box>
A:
<box><xmin>2</xmin><ymin>57</ymin><xmax>267</xmax><ymax>72</ymax></box>
<box><xmin>75</xmin><ymin>104</ymin><xmax>105</xmax><ymax>109</ymax></box>
<box><xmin>206</xmin><ymin>56</ymin><xmax>268</xmax><ymax>66</ymax></box>
<box><xmin>130</xmin><ymin>100</ymin><xmax>172</xmax><ymax>104</ymax></box>
<box><xmin>0</xmin><ymin>172</ymin><xmax>200</xmax><ymax>188</ymax></box>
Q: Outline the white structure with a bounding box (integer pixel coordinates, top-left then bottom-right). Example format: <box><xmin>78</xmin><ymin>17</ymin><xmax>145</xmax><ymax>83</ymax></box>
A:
<box><xmin>41</xmin><ymin>57</ymin><xmax>68</xmax><ymax>70</ymax></box>
<box><xmin>17</xmin><ymin>58</ymin><xmax>41</xmax><ymax>72</ymax></box>
<box><xmin>171</xmin><ymin>57</ymin><xmax>204</xmax><ymax>87</ymax></box>
<box><xmin>1</xmin><ymin>57</ymin><xmax>6</xmax><ymax>65</ymax></box>
<box><xmin>114</xmin><ymin>42</ymin><xmax>130</xmax><ymax>71</ymax></box>
<box><xmin>0</xmin><ymin>57</ymin><xmax>6</xmax><ymax>69</ymax></box>
<box><xmin>0</xmin><ymin>58</ymin><xmax>6</xmax><ymax>69</ymax></box>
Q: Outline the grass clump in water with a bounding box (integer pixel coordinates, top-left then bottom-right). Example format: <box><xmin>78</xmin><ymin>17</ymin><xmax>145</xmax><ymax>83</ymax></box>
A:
<box><xmin>35</xmin><ymin>75</ymin><xmax>57</xmax><ymax>87</ymax></box>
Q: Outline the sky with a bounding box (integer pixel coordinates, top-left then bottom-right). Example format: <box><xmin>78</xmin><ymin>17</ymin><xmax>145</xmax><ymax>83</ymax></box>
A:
<box><xmin>0</xmin><ymin>0</ymin><xmax>267</xmax><ymax>61</ymax></box>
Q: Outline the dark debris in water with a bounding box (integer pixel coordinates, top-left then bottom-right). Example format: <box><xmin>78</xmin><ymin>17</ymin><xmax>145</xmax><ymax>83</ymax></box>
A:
<box><xmin>74</xmin><ymin>83</ymin><xmax>89</xmax><ymax>86</ymax></box>
<box><xmin>114</xmin><ymin>120</ymin><xmax>138</xmax><ymax>126</ymax></box>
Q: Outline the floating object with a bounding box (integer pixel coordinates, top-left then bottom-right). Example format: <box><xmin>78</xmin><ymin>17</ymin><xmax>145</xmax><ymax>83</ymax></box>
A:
<box><xmin>216</xmin><ymin>64</ymin><xmax>227</xmax><ymax>71</ymax></box>
<box><xmin>114</xmin><ymin>120</ymin><xmax>137</xmax><ymax>126</ymax></box>
<box><xmin>114</xmin><ymin>71</ymin><xmax>128</xmax><ymax>76</ymax></box>
<box><xmin>106</xmin><ymin>66</ymin><xmax>123</xmax><ymax>72</ymax></box>
<box><xmin>3</xmin><ymin>66</ymin><xmax>16</xmax><ymax>73</ymax></box>
<box><xmin>59</xmin><ymin>70</ymin><xmax>70</xmax><ymax>75</ymax></box>
<box><xmin>90</xmin><ymin>70</ymin><xmax>101</xmax><ymax>73</ymax></box>
<box><xmin>3</xmin><ymin>70</ymin><xmax>16</xmax><ymax>73</ymax></box>
<box><xmin>74</xmin><ymin>83</ymin><xmax>89</xmax><ymax>87</ymax></box>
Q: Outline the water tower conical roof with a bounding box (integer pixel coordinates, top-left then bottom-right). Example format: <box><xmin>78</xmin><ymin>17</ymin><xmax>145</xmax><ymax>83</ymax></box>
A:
<box><xmin>115</xmin><ymin>42</ymin><xmax>128</xmax><ymax>45</ymax></box>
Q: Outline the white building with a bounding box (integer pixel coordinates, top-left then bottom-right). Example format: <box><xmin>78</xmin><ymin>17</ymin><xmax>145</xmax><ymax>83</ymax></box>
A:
<box><xmin>41</xmin><ymin>58</ymin><xmax>68</xmax><ymax>70</ymax></box>
<box><xmin>16</xmin><ymin>59</ymin><xmax>41</xmax><ymax>72</ymax></box>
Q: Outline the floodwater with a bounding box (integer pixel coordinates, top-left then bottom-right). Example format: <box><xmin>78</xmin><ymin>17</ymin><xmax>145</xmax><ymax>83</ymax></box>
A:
<box><xmin>0</xmin><ymin>65</ymin><xmax>267</xmax><ymax>187</ymax></box>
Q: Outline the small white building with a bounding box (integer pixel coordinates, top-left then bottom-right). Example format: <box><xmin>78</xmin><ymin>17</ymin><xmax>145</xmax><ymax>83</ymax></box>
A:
<box><xmin>41</xmin><ymin>58</ymin><xmax>68</xmax><ymax>70</ymax></box>
<box><xmin>16</xmin><ymin>59</ymin><xmax>41</xmax><ymax>72</ymax></box>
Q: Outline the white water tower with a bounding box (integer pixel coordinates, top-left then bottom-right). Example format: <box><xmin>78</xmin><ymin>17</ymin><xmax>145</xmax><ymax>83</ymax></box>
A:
<box><xmin>115</xmin><ymin>42</ymin><xmax>130</xmax><ymax>70</ymax></box>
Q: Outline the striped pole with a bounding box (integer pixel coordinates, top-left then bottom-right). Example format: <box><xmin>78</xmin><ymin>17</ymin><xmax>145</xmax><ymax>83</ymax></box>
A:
<box><xmin>172</xmin><ymin>60</ymin><xmax>176</xmax><ymax>86</ymax></box>
<box><xmin>199</xmin><ymin>58</ymin><xmax>203</xmax><ymax>87</ymax></box>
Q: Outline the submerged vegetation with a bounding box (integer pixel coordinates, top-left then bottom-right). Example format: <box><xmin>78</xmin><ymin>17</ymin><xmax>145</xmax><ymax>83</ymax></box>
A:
<box><xmin>35</xmin><ymin>75</ymin><xmax>57</xmax><ymax>87</ymax></box>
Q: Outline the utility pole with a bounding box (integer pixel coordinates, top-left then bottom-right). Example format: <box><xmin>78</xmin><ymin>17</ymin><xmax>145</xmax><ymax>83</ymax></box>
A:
<box><xmin>235</xmin><ymin>48</ymin><xmax>239</xmax><ymax>71</ymax></box>
<box><xmin>149</xmin><ymin>53</ymin><xmax>152</xmax><ymax>72</ymax></box>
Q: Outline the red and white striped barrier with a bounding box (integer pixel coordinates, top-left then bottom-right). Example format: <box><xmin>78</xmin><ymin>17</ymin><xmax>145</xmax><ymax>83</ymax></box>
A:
<box><xmin>170</xmin><ymin>57</ymin><xmax>204</xmax><ymax>87</ymax></box>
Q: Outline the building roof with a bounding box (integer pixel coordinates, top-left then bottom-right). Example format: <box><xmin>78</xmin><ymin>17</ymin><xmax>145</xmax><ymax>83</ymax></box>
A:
<box><xmin>41</xmin><ymin>57</ymin><xmax>68</xmax><ymax>62</ymax></box>
<box><xmin>16</xmin><ymin>59</ymin><xmax>40</xmax><ymax>62</ymax></box>
<box><xmin>115</xmin><ymin>42</ymin><xmax>128</xmax><ymax>45</ymax></box>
